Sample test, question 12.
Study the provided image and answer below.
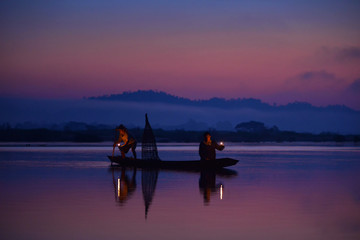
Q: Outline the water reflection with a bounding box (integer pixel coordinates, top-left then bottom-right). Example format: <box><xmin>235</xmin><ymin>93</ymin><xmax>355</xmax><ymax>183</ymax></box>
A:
<box><xmin>2</xmin><ymin>145</ymin><xmax>360</xmax><ymax>240</ymax></box>
<box><xmin>199</xmin><ymin>168</ymin><xmax>238</xmax><ymax>204</ymax></box>
<box><xmin>110</xmin><ymin>166</ymin><xmax>237</xmax><ymax>217</ymax></box>
<box><xmin>111</xmin><ymin>167</ymin><xmax>137</xmax><ymax>205</ymax></box>
<box><xmin>141</xmin><ymin>168</ymin><xmax>159</xmax><ymax>219</ymax></box>
<box><xmin>199</xmin><ymin>170</ymin><xmax>222</xmax><ymax>204</ymax></box>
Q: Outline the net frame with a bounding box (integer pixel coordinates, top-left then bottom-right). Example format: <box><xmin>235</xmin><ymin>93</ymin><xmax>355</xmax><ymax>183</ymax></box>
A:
<box><xmin>141</xmin><ymin>114</ymin><xmax>160</xmax><ymax>160</ymax></box>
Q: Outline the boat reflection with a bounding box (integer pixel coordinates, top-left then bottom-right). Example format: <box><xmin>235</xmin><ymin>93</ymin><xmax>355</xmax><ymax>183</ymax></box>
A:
<box><xmin>110</xmin><ymin>166</ymin><xmax>237</xmax><ymax>218</ymax></box>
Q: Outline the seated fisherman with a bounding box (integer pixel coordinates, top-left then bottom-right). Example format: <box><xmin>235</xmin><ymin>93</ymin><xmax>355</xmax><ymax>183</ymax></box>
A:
<box><xmin>112</xmin><ymin>124</ymin><xmax>137</xmax><ymax>159</ymax></box>
<box><xmin>199</xmin><ymin>132</ymin><xmax>225</xmax><ymax>161</ymax></box>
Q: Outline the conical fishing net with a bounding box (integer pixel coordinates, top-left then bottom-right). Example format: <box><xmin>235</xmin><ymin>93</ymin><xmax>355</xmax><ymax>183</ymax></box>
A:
<box><xmin>141</xmin><ymin>114</ymin><xmax>160</xmax><ymax>160</ymax></box>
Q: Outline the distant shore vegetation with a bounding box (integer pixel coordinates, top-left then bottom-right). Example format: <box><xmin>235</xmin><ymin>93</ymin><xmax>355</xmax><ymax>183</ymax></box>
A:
<box><xmin>0</xmin><ymin>121</ymin><xmax>359</xmax><ymax>143</ymax></box>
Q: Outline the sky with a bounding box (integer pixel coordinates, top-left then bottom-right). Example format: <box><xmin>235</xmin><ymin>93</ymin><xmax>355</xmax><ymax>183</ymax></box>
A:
<box><xmin>1</xmin><ymin>0</ymin><xmax>360</xmax><ymax>109</ymax></box>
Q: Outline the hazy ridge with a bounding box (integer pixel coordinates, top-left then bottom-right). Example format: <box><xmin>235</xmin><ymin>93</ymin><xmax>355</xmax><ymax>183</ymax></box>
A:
<box><xmin>89</xmin><ymin>90</ymin><xmax>356</xmax><ymax>112</ymax></box>
<box><xmin>1</xmin><ymin>90</ymin><xmax>360</xmax><ymax>134</ymax></box>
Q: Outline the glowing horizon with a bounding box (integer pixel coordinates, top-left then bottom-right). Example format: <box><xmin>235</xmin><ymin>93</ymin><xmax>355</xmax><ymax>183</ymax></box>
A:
<box><xmin>1</xmin><ymin>0</ymin><xmax>359</xmax><ymax>109</ymax></box>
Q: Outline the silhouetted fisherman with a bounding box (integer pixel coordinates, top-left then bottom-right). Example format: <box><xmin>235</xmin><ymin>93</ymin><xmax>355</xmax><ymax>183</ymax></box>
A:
<box><xmin>112</xmin><ymin>124</ymin><xmax>137</xmax><ymax>159</ymax></box>
<box><xmin>199</xmin><ymin>132</ymin><xmax>224</xmax><ymax>161</ymax></box>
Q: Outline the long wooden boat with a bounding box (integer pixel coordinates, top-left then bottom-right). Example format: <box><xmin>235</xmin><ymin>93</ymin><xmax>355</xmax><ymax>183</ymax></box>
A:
<box><xmin>108</xmin><ymin>156</ymin><xmax>238</xmax><ymax>170</ymax></box>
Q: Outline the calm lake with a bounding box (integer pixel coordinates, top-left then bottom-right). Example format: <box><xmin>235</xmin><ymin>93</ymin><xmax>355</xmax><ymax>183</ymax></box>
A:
<box><xmin>1</xmin><ymin>142</ymin><xmax>360</xmax><ymax>240</ymax></box>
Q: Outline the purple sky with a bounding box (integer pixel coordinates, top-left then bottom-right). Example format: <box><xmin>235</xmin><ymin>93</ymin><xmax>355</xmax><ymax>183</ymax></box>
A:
<box><xmin>1</xmin><ymin>0</ymin><xmax>360</xmax><ymax>109</ymax></box>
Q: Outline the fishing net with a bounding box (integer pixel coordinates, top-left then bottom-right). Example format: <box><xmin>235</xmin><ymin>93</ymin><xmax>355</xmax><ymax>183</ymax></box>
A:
<box><xmin>141</xmin><ymin>114</ymin><xmax>160</xmax><ymax>160</ymax></box>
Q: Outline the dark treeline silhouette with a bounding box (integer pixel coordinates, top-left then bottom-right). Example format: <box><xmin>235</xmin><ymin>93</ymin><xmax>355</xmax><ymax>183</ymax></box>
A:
<box><xmin>0</xmin><ymin>122</ymin><xmax>359</xmax><ymax>143</ymax></box>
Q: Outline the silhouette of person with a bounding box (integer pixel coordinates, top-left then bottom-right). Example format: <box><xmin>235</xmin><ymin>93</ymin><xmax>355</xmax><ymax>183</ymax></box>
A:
<box><xmin>199</xmin><ymin>132</ymin><xmax>224</xmax><ymax>161</ymax></box>
<box><xmin>112</xmin><ymin>124</ymin><xmax>137</xmax><ymax>159</ymax></box>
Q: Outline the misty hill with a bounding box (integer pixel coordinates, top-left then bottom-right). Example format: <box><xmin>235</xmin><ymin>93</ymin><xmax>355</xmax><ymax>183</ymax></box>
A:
<box><xmin>1</xmin><ymin>90</ymin><xmax>360</xmax><ymax>134</ymax></box>
<box><xmin>89</xmin><ymin>90</ymin><xmax>356</xmax><ymax>113</ymax></box>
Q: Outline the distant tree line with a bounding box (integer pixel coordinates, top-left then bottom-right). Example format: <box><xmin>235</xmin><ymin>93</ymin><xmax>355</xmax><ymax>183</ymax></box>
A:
<box><xmin>0</xmin><ymin>121</ymin><xmax>359</xmax><ymax>143</ymax></box>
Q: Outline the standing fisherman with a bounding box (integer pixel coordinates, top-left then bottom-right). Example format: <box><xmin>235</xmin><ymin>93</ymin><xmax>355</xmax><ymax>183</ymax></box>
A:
<box><xmin>112</xmin><ymin>124</ymin><xmax>137</xmax><ymax>159</ymax></box>
<box><xmin>199</xmin><ymin>132</ymin><xmax>224</xmax><ymax>161</ymax></box>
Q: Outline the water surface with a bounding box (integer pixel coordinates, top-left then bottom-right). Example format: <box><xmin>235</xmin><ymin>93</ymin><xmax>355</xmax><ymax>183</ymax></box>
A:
<box><xmin>1</xmin><ymin>143</ymin><xmax>359</xmax><ymax>240</ymax></box>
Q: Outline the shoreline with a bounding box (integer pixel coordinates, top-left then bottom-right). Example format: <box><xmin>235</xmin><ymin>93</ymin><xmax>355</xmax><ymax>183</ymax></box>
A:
<box><xmin>1</xmin><ymin>141</ymin><xmax>359</xmax><ymax>148</ymax></box>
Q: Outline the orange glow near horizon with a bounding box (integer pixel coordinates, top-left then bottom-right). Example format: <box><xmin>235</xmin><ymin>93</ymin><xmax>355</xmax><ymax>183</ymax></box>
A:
<box><xmin>1</xmin><ymin>1</ymin><xmax>359</xmax><ymax>109</ymax></box>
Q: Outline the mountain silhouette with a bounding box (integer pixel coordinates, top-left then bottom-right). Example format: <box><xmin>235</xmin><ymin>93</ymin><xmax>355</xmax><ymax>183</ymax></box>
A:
<box><xmin>88</xmin><ymin>90</ymin><xmax>356</xmax><ymax>113</ymax></box>
<box><xmin>1</xmin><ymin>90</ymin><xmax>359</xmax><ymax>134</ymax></box>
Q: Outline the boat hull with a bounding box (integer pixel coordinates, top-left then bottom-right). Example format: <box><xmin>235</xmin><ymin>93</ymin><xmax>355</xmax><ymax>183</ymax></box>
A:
<box><xmin>108</xmin><ymin>156</ymin><xmax>238</xmax><ymax>170</ymax></box>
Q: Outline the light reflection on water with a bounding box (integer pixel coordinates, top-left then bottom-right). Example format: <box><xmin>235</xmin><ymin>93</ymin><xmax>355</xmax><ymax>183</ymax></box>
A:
<box><xmin>0</xmin><ymin>143</ymin><xmax>360</xmax><ymax>240</ymax></box>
